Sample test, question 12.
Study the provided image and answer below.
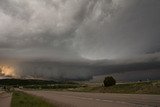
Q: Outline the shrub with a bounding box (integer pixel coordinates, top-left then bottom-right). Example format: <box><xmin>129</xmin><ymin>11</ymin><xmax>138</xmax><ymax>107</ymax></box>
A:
<box><xmin>103</xmin><ymin>76</ymin><xmax>116</xmax><ymax>87</ymax></box>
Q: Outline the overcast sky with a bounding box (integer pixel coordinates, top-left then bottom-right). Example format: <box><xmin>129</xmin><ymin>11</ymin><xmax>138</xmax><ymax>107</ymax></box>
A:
<box><xmin>0</xmin><ymin>0</ymin><xmax>160</xmax><ymax>81</ymax></box>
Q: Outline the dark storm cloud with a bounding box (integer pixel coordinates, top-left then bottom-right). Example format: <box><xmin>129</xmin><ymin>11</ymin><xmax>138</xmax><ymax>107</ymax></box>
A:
<box><xmin>0</xmin><ymin>0</ymin><xmax>160</xmax><ymax>59</ymax></box>
<box><xmin>18</xmin><ymin>61</ymin><xmax>93</xmax><ymax>80</ymax></box>
<box><xmin>0</xmin><ymin>0</ymin><xmax>32</xmax><ymax>19</ymax></box>
<box><xmin>0</xmin><ymin>0</ymin><xmax>160</xmax><ymax>80</ymax></box>
<box><xmin>74</xmin><ymin>0</ymin><xmax>160</xmax><ymax>59</ymax></box>
<box><xmin>92</xmin><ymin>69</ymin><xmax>160</xmax><ymax>82</ymax></box>
<box><xmin>9</xmin><ymin>53</ymin><xmax>160</xmax><ymax>81</ymax></box>
<box><xmin>0</xmin><ymin>0</ymin><xmax>91</xmax><ymax>60</ymax></box>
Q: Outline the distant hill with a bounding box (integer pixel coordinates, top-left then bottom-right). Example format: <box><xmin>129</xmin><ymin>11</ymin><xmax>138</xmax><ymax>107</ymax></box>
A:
<box><xmin>0</xmin><ymin>78</ymin><xmax>58</xmax><ymax>86</ymax></box>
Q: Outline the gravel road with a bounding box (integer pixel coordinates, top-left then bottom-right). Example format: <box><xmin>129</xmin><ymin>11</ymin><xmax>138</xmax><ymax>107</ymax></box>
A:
<box><xmin>25</xmin><ymin>91</ymin><xmax>160</xmax><ymax>107</ymax></box>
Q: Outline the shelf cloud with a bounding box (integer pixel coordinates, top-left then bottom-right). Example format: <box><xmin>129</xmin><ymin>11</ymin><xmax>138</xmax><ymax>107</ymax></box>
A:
<box><xmin>0</xmin><ymin>0</ymin><xmax>160</xmax><ymax>81</ymax></box>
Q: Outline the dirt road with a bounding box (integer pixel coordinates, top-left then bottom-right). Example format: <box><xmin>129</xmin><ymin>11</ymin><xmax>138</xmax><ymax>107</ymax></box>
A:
<box><xmin>0</xmin><ymin>92</ymin><xmax>12</xmax><ymax>107</ymax></box>
<box><xmin>25</xmin><ymin>91</ymin><xmax>160</xmax><ymax>107</ymax></box>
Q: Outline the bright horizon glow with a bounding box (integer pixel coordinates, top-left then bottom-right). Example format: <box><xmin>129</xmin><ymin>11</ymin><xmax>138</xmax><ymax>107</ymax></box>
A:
<box><xmin>0</xmin><ymin>65</ymin><xmax>16</xmax><ymax>77</ymax></box>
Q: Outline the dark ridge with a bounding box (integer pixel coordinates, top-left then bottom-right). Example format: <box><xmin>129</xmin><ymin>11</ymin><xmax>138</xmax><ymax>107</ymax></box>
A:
<box><xmin>0</xmin><ymin>78</ymin><xmax>58</xmax><ymax>86</ymax></box>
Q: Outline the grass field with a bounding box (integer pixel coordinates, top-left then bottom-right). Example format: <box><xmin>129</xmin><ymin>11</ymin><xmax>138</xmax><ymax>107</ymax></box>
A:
<box><xmin>11</xmin><ymin>91</ymin><xmax>56</xmax><ymax>107</ymax></box>
<box><xmin>69</xmin><ymin>80</ymin><xmax>160</xmax><ymax>94</ymax></box>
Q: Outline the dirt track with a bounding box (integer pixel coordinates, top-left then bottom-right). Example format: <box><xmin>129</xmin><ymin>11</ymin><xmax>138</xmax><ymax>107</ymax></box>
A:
<box><xmin>0</xmin><ymin>92</ymin><xmax>12</xmax><ymax>107</ymax></box>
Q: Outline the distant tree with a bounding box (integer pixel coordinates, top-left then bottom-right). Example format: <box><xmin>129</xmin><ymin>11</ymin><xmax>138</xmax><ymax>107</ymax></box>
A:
<box><xmin>103</xmin><ymin>76</ymin><xmax>116</xmax><ymax>87</ymax></box>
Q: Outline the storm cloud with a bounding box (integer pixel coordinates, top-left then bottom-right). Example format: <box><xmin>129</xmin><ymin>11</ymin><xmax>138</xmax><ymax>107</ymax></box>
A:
<box><xmin>0</xmin><ymin>0</ymin><xmax>160</xmax><ymax>81</ymax></box>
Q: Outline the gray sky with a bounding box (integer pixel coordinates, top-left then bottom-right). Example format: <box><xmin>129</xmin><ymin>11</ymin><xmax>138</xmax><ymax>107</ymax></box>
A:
<box><xmin>0</xmin><ymin>0</ymin><xmax>160</xmax><ymax>81</ymax></box>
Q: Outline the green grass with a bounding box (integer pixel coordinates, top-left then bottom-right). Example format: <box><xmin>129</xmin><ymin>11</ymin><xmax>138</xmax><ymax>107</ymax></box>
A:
<box><xmin>11</xmin><ymin>91</ymin><xmax>56</xmax><ymax>107</ymax></box>
<box><xmin>69</xmin><ymin>80</ymin><xmax>160</xmax><ymax>94</ymax></box>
